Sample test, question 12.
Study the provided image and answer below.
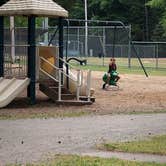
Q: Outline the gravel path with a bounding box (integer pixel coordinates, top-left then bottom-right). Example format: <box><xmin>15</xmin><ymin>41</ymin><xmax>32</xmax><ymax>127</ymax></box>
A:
<box><xmin>0</xmin><ymin>114</ymin><xmax>166</xmax><ymax>165</ymax></box>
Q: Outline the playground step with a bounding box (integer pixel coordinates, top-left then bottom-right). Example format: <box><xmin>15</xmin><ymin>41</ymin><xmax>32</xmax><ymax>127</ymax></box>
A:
<box><xmin>79</xmin><ymin>96</ymin><xmax>96</xmax><ymax>103</ymax></box>
<box><xmin>39</xmin><ymin>80</ymin><xmax>94</xmax><ymax>106</ymax></box>
<box><xmin>61</xmin><ymin>94</ymin><xmax>76</xmax><ymax>100</ymax></box>
<box><xmin>39</xmin><ymin>83</ymin><xmax>75</xmax><ymax>102</ymax></box>
<box><xmin>55</xmin><ymin>100</ymin><xmax>93</xmax><ymax>106</ymax></box>
<box><xmin>49</xmin><ymin>86</ymin><xmax>72</xmax><ymax>94</ymax></box>
<box><xmin>39</xmin><ymin>79</ymin><xmax>59</xmax><ymax>87</ymax></box>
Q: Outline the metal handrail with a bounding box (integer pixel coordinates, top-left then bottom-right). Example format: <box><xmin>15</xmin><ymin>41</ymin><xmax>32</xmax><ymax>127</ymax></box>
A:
<box><xmin>40</xmin><ymin>56</ymin><xmax>80</xmax><ymax>85</ymax></box>
<box><xmin>58</xmin><ymin>56</ymin><xmax>84</xmax><ymax>88</ymax></box>
<box><xmin>58</xmin><ymin>56</ymin><xmax>80</xmax><ymax>70</ymax></box>
<box><xmin>39</xmin><ymin>68</ymin><xmax>59</xmax><ymax>83</ymax></box>
<box><xmin>57</xmin><ymin>56</ymin><xmax>84</xmax><ymax>88</ymax></box>
<box><xmin>39</xmin><ymin>56</ymin><xmax>86</xmax><ymax>101</ymax></box>
<box><xmin>58</xmin><ymin>56</ymin><xmax>91</xmax><ymax>99</ymax></box>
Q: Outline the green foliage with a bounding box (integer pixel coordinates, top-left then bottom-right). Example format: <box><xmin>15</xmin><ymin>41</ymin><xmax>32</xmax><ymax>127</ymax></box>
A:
<box><xmin>1</xmin><ymin>0</ymin><xmax>166</xmax><ymax>40</ymax></box>
<box><xmin>148</xmin><ymin>0</ymin><xmax>166</xmax><ymax>8</ymax></box>
<box><xmin>148</xmin><ymin>0</ymin><xmax>166</xmax><ymax>38</ymax></box>
<box><xmin>66</xmin><ymin>0</ymin><xmax>163</xmax><ymax>41</ymax></box>
<box><xmin>0</xmin><ymin>0</ymin><xmax>9</xmax><ymax>6</ymax></box>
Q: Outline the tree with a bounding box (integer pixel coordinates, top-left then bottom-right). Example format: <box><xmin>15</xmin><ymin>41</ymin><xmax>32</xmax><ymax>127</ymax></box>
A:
<box><xmin>0</xmin><ymin>0</ymin><xmax>8</xmax><ymax>6</ymax></box>
<box><xmin>76</xmin><ymin>0</ymin><xmax>161</xmax><ymax>40</ymax></box>
<box><xmin>148</xmin><ymin>0</ymin><xmax>166</xmax><ymax>39</ymax></box>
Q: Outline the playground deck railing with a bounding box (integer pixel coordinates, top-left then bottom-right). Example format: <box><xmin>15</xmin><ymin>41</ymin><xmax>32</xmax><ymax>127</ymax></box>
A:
<box><xmin>4</xmin><ymin>44</ymin><xmax>28</xmax><ymax>78</ymax></box>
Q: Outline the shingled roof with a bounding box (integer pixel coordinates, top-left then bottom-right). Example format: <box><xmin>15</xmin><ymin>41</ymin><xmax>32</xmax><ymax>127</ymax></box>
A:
<box><xmin>0</xmin><ymin>0</ymin><xmax>68</xmax><ymax>17</ymax></box>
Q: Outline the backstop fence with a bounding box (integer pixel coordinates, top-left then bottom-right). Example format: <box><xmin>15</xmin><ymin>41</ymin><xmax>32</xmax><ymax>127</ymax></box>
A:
<box><xmin>3</xmin><ymin>24</ymin><xmax>166</xmax><ymax>78</ymax></box>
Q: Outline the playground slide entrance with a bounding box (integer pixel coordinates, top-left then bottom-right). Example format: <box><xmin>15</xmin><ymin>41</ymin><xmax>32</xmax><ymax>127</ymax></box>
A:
<box><xmin>38</xmin><ymin>46</ymin><xmax>94</xmax><ymax>97</ymax></box>
<box><xmin>0</xmin><ymin>78</ymin><xmax>30</xmax><ymax>108</ymax></box>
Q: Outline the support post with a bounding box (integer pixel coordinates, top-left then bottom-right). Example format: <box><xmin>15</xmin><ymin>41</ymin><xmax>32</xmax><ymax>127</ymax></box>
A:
<box><xmin>84</xmin><ymin>0</ymin><xmax>88</xmax><ymax>56</ymax></box>
<box><xmin>156</xmin><ymin>44</ymin><xmax>159</xmax><ymax>69</ymax></box>
<box><xmin>0</xmin><ymin>16</ymin><xmax>4</xmax><ymax>77</ymax></box>
<box><xmin>77</xmin><ymin>27</ymin><xmax>80</xmax><ymax>56</ymax></box>
<box><xmin>128</xmin><ymin>25</ymin><xmax>132</xmax><ymax>68</ymax></box>
<box><xmin>103</xmin><ymin>27</ymin><xmax>106</xmax><ymax>66</ymax></box>
<box><xmin>27</xmin><ymin>16</ymin><xmax>36</xmax><ymax>105</ymax></box>
<box><xmin>59</xmin><ymin>17</ymin><xmax>64</xmax><ymax>88</ymax></box>
<box><xmin>58</xmin><ymin>69</ymin><xmax>62</xmax><ymax>101</ymax></box>
<box><xmin>66</xmin><ymin>21</ymin><xmax>69</xmax><ymax>89</ymax></box>
<box><xmin>10</xmin><ymin>16</ymin><xmax>15</xmax><ymax>63</ymax></box>
<box><xmin>59</xmin><ymin>17</ymin><xmax>64</xmax><ymax>69</ymax></box>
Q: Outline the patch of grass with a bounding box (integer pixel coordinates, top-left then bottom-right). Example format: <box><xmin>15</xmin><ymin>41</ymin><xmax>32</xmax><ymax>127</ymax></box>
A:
<box><xmin>76</xmin><ymin>64</ymin><xmax>166</xmax><ymax>76</ymax></box>
<box><xmin>127</xmin><ymin>110</ymin><xmax>166</xmax><ymax>115</ymax></box>
<box><xmin>101</xmin><ymin>135</ymin><xmax>166</xmax><ymax>155</ymax></box>
<box><xmin>0</xmin><ymin>110</ymin><xmax>90</xmax><ymax>120</ymax></box>
<box><xmin>8</xmin><ymin>155</ymin><xmax>166</xmax><ymax>166</ymax></box>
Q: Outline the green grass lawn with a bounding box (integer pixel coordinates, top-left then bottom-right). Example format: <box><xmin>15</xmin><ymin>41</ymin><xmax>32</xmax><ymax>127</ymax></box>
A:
<box><xmin>71</xmin><ymin>57</ymin><xmax>166</xmax><ymax>76</ymax></box>
<box><xmin>9</xmin><ymin>155</ymin><xmax>166</xmax><ymax>166</ymax></box>
<box><xmin>0</xmin><ymin>110</ymin><xmax>90</xmax><ymax>120</ymax></box>
<box><xmin>85</xmin><ymin>57</ymin><xmax>166</xmax><ymax>69</ymax></box>
<box><xmin>75</xmin><ymin>64</ymin><xmax>166</xmax><ymax>76</ymax></box>
<box><xmin>100</xmin><ymin>135</ymin><xmax>166</xmax><ymax>155</ymax></box>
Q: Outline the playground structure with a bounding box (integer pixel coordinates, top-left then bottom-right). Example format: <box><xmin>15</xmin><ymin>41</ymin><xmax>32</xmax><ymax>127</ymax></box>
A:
<box><xmin>0</xmin><ymin>0</ymin><xmax>94</xmax><ymax>108</ymax></box>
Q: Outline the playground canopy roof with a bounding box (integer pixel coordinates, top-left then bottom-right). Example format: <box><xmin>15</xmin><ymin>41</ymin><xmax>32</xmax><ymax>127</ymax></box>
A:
<box><xmin>0</xmin><ymin>0</ymin><xmax>68</xmax><ymax>17</ymax></box>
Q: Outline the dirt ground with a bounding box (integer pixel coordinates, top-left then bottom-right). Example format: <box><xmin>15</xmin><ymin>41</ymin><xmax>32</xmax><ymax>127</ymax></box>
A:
<box><xmin>92</xmin><ymin>72</ymin><xmax>166</xmax><ymax>114</ymax></box>
<box><xmin>0</xmin><ymin>72</ymin><xmax>166</xmax><ymax>116</ymax></box>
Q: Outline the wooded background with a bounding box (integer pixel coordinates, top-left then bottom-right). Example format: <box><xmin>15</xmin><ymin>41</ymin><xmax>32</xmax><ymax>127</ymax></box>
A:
<box><xmin>0</xmin><ymin>0</ymin><xmax>166</xmax><ymax>41</ymax></box>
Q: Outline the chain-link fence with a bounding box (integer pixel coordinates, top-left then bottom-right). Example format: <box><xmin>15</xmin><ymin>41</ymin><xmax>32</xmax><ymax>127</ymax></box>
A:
<box><xmin>131</xmin><ymin>41</ymin><xmax>166</xmax><ymax>69</ymax></box>
<box><xmin>3</xmin><ymin>24</ymin><xmax>166</xmax><ymax>76</ymax></box>
<box><xmin>41</xmin><ymin>25</ymin><xmax>131</xmax><ymax>67</ymax></box>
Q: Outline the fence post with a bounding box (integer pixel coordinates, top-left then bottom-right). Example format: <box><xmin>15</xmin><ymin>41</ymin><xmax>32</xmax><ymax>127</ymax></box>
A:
<box><xmin>112</xmin><ymin>26</ymin><xmax>117</xmax><ymax>58</ymax></box>
<box><xmin>128</xmin><ymin>25</ymin><xmax>132</xmax><ymax>68</ymax></box>
<box><xmin>77</xmin><ymin>27</ymin><xmax>80</xmax><ymax>56</ymax></box>
<box><xmin>103</xmin><ymin>27</ymin><xmax>106</xmax><ymax>66</ymax></box>
<box><xmin>156</xmin><ymin>44</ymin><xmax>159</xmax><ymax>69</ymax></box>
